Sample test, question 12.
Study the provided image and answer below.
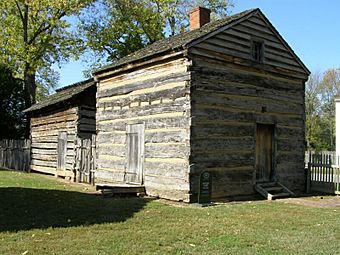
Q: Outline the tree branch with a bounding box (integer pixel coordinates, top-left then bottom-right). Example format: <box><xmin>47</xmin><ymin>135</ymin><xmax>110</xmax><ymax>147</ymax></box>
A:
<box><xmin>14</xmin><ymin>1</ymin><xmax>28</xmax><ymax>43</ymax></box>
<box><xmin>102</xmin><ymin>45</ymin><xmax>113</xmax><ymax>56</ymax></box>
<box><xmin>28</xmin><ymin>10</ymin><xmax>66</xmax><ymax>45</ymax></box>
<box><xmin>14</xmin><ymin>0</ymin><xmax>24</xmax><ymax>24</ymax></box>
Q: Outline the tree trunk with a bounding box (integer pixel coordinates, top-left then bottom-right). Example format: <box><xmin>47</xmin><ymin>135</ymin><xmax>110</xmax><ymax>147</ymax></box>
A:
<box><xmin>23</xmin><ymin>65</ymin><xmax>36</xmax><ymax>138</ymax></box>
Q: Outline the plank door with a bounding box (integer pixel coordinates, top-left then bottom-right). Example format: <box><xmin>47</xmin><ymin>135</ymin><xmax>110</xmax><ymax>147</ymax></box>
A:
<box><xmin>57</xmin><ymin>131</ymin><xmax>68</xmax><ymax>171</ymax></box>
<box><xmin>255</xmin><ymin>124</ymin><xmax>274</xmax><ymax>182</ymax></box>
<box><xmin>125</xmin><ymin>124</ymin><xmax>145</xmax><ymax>184</ymax></box>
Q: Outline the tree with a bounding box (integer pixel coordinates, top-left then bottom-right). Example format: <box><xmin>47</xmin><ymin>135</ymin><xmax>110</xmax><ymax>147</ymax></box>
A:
<box><xmin>0</xmin><ymin>64</ymin><xmax>26</xmax><ymax>139</ymax></box>
<box><xmin>305</xmin><ymin>71</ymin><xmax>322</xmax><ymax>150</ymax></box>
<box><xmin>0</xmin><ymin>0</ymin><xmax>94</xmax><ymax>110</ymax></box>
<box><xmin>78</xmin><ymin>0</ymin><xmax>234</xmax><ymax>70</ymax></box>
<box><xmin>319</xmin><ymin>68</ymin><xmax>340</xmax><ymax>150</ymax></box>
<box><xmin>305</xmin><ymin>68</ymin><xmax>340</xmax><ymax>151</ymax></box>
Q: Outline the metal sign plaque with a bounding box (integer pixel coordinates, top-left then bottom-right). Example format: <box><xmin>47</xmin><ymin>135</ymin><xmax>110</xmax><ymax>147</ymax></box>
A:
<box><xmin>198</xmin><ymin>171</ymin><xmax>212</xmax><ymax>204</ymax></box>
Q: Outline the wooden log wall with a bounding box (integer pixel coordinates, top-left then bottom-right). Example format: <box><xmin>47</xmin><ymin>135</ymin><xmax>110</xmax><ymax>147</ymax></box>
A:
<box><xmin>96</xmin><ymin>57</ymin><xmax>192</xmax><ymax>201</ymax></box>
<box><xmin>191</xmin><ymin>56</ymin><xmax>304</xmax><ymax>200</ymax></box>
<box><xmin>190</xmin><ymin>12</ymin><xmax>307</xmax><ymax>80</ymax></box>
<box><xmin>78</xmin><ymin>106</ymin><xmax>96</xmax><ymax>138</ymax></box>
<box><xmin>30</xmin><ymin>107</ymin><xmax>78</xmax><ymax>177</ymax></box>
<box><xmin>189</xmin><ymin>54</ymin><xmax>306</xmax><ymax>199</ymax></box>
<box><xmin>187</xmin><ymin>13</ymin><xmax>308</xmax><ymax>200</ymax></box>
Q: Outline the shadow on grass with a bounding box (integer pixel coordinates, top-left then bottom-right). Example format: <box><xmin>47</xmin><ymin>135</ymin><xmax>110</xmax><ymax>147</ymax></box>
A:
<box><xmin>0</xmin><ymin>187</ymin><xmax>151</xmax><ymax>232</ymax></box>
<box><xmin>0</xmin><ymin>168</ymin><xmax>25</xmax><ymax>172</ymax></box>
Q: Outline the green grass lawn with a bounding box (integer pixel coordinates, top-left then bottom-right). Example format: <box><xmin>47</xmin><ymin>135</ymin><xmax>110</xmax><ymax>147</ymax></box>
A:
<box><xmin>0</xmin><ymin>169</ymin><xmax>339</xmax><ymax>255</ymax></box>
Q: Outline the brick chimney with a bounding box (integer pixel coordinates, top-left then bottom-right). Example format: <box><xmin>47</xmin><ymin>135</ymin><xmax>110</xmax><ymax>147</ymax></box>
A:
<box><xmin>189</xmin><ymin>7</ymin><xmax>211</xmax><ymax>31</ymax></box>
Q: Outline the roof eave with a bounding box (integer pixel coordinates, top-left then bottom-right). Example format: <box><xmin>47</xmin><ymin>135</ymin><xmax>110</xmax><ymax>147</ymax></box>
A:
<box><xmin>23</xmin><ymin>80</ymin><xmax>95</xmax><ymax>113</ymax></box>
<box><xmin>185</xmin><ymin>8</ymin><xmax>259</xmax><ymax>48</ymax></box>
<box><xmin>255</xmin><ymin>9</ymin><xmax>311</xmax><ymax>76</ymax></box>
<box><xmin>24</xmin><ymin>100</ymin><xmax>73</xmax><ymax>114</ymax></box>
<box><xmin>93</xmin><ymin>49</ymin><xmax>187</xmax><ymax>81</ymax></box>
<box><xmin>185</xmin><ymin>8</ymin><xmax>310</xmax><ymax>78</ymax></box>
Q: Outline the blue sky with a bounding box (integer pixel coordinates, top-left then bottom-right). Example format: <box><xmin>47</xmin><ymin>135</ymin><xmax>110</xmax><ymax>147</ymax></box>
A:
<box><xmin>55</xmin><ymin>0</ymin><xmax>340</xmax><ymax>88</ymax></box>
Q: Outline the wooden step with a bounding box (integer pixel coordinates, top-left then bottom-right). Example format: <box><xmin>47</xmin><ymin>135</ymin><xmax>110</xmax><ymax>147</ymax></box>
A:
<box><xmin>255</xmin><ymin>182</ymin><xmax>294</xmax><ymax>200</ymax></box>
<box><xmin>264</xmin><ymin>186</ymin><xmax>284</xmax><ymax>192</ymax></box>
<box><xmin>96</xmin><ymin>183</ymin><xmax>145</xmax><ymax>197</ymax></box>
<box><xmin>258</xmin><ymin>182</ymin><xmax>277</xmax><ymax>188</ymax></box>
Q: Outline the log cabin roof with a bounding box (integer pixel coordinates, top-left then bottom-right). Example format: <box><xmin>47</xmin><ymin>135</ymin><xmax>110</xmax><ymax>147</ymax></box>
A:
<box><xmin>93</xmin><ymin>9</ymin><xmax>257</xmax><ymax>75</ymax></box>
<box><xmin>24</xmin><ymin>78</ymin><xmax>95</xmax><ymax>113</ymax></box>
<box><xmin>93</xmin><ymin>8</ymin><xmax>309</xmax><ymax>77</ymax></box>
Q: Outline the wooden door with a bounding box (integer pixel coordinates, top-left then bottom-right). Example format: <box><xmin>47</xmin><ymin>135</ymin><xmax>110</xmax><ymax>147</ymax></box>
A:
<box><xmin>57</xmin><ymin>131</ymin><xmax>68</xmax><ymax>171</ymax></box>
<box><xmin>125</xmin><ymin>124</ymin><xmax>145</xmax><ymax>184</ymax></box>
<box><xmin>255</xmin><ymin>124</ymin><xmax>274</xmax><ymax>182</ymax></box>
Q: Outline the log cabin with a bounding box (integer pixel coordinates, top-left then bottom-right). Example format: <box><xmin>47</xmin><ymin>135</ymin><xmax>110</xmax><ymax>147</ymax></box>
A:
<box><xmin>93</xmin><ymin>7</ymin><xmax>310</xmax><ymax>202</ymax></box>
<box><xmin>24</xmin><ymin>79</ymin><xmax>96</xmax><ymax>180</ymax></box>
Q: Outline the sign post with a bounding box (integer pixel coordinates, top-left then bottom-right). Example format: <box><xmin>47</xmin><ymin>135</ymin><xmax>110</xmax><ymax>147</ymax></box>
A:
<box><xmin>198</xmin><ymin>171</ymin><xmax>212</xmax><ymax>204</ymax></box>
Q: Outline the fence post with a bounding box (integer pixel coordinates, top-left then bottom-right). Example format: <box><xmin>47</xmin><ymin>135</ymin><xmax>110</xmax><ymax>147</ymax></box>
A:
<box><xmin>335</xmin><ymin>165</ymin><xmax>340</xmax><ymax>195</ymax></box>
<box><xmin>26</xmin><ymin>139</ymin><xmax>31</xmax><ymax>172</ymax></box>
<box><xmin>306</xmin><ymin>152</ymin><xmax>311</xmax><ymax>193</ymax></box>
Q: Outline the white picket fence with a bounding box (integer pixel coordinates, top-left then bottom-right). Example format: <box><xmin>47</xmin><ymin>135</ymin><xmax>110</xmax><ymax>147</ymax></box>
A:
<box><xmin>306</xmin><ymin>151</ymin><xmax>340</xmax><ymax>195</ymax></box>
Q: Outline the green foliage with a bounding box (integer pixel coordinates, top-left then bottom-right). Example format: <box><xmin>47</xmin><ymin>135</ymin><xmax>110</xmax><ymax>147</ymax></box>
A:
<box><xmin>0</xmin><ymin>0</ymin><xmax>94</xmax><ymax>106</ymax></box>
<box><xmin>78</xmin><ymin>0</ymin><xmax>234</xmax><ymax>69</ymax></box>
<box><xmin>305</xmin><ymin>68</ymin><xmax>340</xmax><ymax>151</ymax></box>
<box><xmin>0</xmin><ymin>64</ymin><xmax>26</xmax><ymax>139</ymax></box>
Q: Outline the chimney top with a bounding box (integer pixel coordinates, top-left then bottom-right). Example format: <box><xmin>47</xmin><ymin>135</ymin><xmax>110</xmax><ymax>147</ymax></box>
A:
<box><xmin>189</xmin><ymin>6</ymin><xmax>211</xmax><ymax>31</ymax></box>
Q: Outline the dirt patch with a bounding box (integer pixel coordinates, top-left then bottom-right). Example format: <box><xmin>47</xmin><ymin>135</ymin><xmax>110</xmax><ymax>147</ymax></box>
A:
<box><xmin>159</xmin><ymin>195</ymin><xmax>340</xmax><ymax>209</ymax></box>
<box><xmin>278</xmin><ymin>196</ymin><xmax>340</xmax><ymax>208</ymax></box>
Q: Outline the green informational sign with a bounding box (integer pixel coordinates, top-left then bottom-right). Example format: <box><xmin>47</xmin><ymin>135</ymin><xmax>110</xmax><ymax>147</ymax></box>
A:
<box><xmin>198</xmin><ymin>171</ymin><xmax>212</xmax><ymax>204</ymax></box>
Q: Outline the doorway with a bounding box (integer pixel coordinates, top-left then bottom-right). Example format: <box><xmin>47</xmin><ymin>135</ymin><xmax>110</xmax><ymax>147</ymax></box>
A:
<box><xmin>125</xmin><ymin>123</ymin><xmax>145</xmax><ymax>184</ymax></box>
<box><xmin>57</xmin><ymin>131</ymin><xmax>67</xmax><ymax>171</ymax></box>
<box><xmin>255</xmin><ymin>124</ymin><xmax>275</xmax><ymax>182</ymax></box>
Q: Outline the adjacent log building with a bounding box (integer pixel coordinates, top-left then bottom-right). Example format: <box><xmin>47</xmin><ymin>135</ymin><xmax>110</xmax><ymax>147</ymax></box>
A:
<box><xmin>24</xmin><ymin>79</ymin><xmax>96</xmax><ymax>179</ymax></box>
<box><xmin>93</xmin><ymin>8</ymin><xmax>310</xmax><ymax>202</ymax></box>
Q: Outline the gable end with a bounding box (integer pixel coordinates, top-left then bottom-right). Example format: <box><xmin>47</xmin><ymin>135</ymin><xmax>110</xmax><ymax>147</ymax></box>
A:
<box><xmin>187</xmin><ymin>9</ymin><xmax>310</xmax><ymax>77</ymax></box>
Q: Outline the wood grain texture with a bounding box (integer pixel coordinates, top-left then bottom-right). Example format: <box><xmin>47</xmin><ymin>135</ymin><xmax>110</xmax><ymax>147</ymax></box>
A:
<box><xmin>92</xmin><ymin>12</ymin><xmax>308</xmax><ymax>201</ymax></box>
<box><xmin>189</xmin><ymin>48</ymin><xmax>306</xmax><ymax>199</ymax></box>
<box><xmin>95</xmin><ymin>56</ymin><xmax>191</xmax><ymax>197</ymax></box>
<box><xmin>192</xmin><ymin>13</ymin><xmax>309</xmax><ymax>76</ymax></box>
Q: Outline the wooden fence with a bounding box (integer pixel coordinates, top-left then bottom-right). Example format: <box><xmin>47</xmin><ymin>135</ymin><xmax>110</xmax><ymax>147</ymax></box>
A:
<box><xmin>75</xmin><ymin>135</ymin><xmax>96</xmax><ymax>184</ymax></box>
<box><xmin>306</xmin><ymin>152</ymin><xmax>340</xmax><ymax>195</ymax></box>
<box><xmin>0</xmin><ymin>139</ymin><xmax>31</xmax><ymax>171</ymax></box>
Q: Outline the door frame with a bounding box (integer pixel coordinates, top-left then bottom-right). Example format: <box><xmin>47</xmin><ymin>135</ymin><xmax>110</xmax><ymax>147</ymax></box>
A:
<box><xmin>254</xmin><ymin>123</ymin><xmax>277</xmax><ymax>183</ymax></box>
<box><xmin>57</xmin><ymin>131</ymin><xmax>68</xmax><ymax>172</ymax></box>
<box><xmin>125</xmin><ymin>122</ymin><xmax>145</xmax><ymax>184</ymax></box>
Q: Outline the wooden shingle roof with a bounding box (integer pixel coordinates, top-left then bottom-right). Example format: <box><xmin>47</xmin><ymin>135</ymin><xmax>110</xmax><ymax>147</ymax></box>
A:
<box><xmin>24</xmin><ymin>78</ymin><xmax>95</xmax><ymax>113</ymax></box>
<box><xmin>93</xmin><ymin>9</ymin><xmax>257</xmax><ymax>75</ymax></box>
